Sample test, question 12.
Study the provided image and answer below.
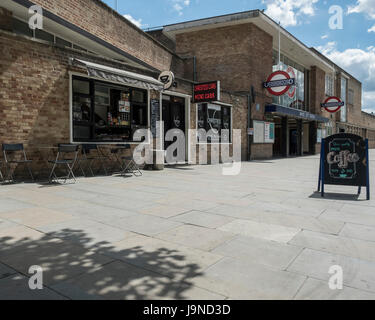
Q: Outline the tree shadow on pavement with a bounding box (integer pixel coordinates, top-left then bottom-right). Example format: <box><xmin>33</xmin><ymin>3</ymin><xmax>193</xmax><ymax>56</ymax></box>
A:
<box><xmin>0</xmin><ymin>229</ymin><xmax>203</xmax><ymax>300</ymax></box>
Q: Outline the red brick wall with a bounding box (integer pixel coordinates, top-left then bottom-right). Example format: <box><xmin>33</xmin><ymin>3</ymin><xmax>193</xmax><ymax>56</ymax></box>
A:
<box><xmin>0</xmin><ymin>7</ymin><xmax>12</xmax><ymax>32</ymax></box>
<box><xmin>176</xmin><ymin>23</ymin><xmax>274</xmax><ymax>159</ymax></box>
<box><xmin>29</xmin><ymin>0</ymin><xmax>177</xmax><ymax>72</ymax></box>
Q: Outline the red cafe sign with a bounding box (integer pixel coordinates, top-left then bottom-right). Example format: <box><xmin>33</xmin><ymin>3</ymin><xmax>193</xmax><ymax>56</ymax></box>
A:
<box><xmin>321</xmin><ymin>96</ymin><xmax>345</xmax><ymax>113</ymax></box>
<box><xmin>193</xmin><ymin>81</ymin><xmax>220</xmax><ymax>103</ymax></box>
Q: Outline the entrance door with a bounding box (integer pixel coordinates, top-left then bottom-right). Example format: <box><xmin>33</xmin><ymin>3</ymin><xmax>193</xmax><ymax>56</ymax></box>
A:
<box><xmin>290</xmin><ymin>129</ymin><xmax>298</xmax><ymax>156</ymax></box>
<box><xmin>162</xmin><ymin>95</ymin><xmax>185</xmax><ymax>150</ymax></box>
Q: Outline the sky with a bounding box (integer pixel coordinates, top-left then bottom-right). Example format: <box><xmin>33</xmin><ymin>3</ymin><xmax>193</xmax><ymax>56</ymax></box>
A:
<box><xmin>102</xmin><ymin>0</ymin><xmax>375</xmax><ymax>113</ymax></box>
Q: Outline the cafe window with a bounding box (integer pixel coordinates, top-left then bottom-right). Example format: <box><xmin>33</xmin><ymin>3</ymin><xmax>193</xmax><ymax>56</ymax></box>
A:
<box><xmin>197</xmin><ymin>103</ymin><xmax>232</xmax><ymax>143</ymax></box>
<box><xmin>72</xmin><ymin>76</ymin><xmax>148</xmax><ymax>143</ymax></box>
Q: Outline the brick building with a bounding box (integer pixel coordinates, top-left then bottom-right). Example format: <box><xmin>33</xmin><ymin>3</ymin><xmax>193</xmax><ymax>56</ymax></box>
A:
<box><xmin>0</xmin><ymin>1</ymin><xmax>374</xmax><ymax>174</ymax></box>
<box><xmin>154</xmin><ymin>10</ymin><xmax>375</xmax><ymax>157</ymax></box>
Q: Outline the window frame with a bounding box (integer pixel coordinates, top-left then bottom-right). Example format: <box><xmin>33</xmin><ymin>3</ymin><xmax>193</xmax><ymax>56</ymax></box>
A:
<box><xmin>71</xmin><ymin>74</ymin><xmax>150</xmax><ymax>144</ymax></box>
<box><xmin>11</xmin><ymin>17</ymin><xmax>92</xmax><ymax>53</ymax></box>
<box><xmin>325</xmin><ymin>74</ymin><xmax>334</xmax><ymax>96</ymax></box>
<box><xmin>196</xmin><ymin>103</ymin><xmax>233</xmax><ymax>144</ymax></box>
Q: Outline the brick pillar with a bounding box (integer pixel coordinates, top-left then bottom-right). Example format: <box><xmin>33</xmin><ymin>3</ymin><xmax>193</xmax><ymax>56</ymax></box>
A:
<box><xmin>297</xmin><ymin>119</ymin><xmax>303</xmax><ymax>156</ymax></box>
<box><xmin>0</xmin><ymin>7</ymin><xmax>12</xmax><ymax>32</ymax></box>
<box><xmin>310</xmin><ymin>66</ymin><xmax>325</xmax><ymax>115</ymax></box>
<box><xmin>281</xmin><ymin>117</ymin><xmax>288</xmax><ymax>157</ymax></box>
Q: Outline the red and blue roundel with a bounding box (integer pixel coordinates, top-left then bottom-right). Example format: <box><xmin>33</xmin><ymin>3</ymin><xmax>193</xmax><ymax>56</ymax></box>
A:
<box><xmin>321</xmin><ymin>96</ymin><xmax>345</xmax><ymax>113</ymax></box>
<box><xmin>263</xmin><ymin>71</ymin><xmax>296</xmax><ymax>96</ymax></box>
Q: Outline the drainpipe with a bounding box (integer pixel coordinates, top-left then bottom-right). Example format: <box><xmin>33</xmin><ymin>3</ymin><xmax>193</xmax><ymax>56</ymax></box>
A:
<box><xmin>193</xmin><ymin>56</ymin><xmax>197</xmax><ymax>82</ymax></box>
<box><xmin>247</xmin><ymin>93</ymin><xmax>252</xmax><ymax>161</ymax></box>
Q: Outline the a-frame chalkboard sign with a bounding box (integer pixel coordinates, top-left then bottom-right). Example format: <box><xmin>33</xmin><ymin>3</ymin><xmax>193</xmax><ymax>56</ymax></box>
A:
<box><xmin>318</xmin><ymin>133</ymin><xmax>370</xmax><ymax>200</ymax></box>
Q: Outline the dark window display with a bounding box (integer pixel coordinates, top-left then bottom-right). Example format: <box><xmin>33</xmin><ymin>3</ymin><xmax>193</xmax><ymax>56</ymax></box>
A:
<box><xmin>197</xmin><ymin>103</ymin><xmax>231</xmax><ymax>143</ymax></box>
<box><xmin>72</xmin><ymin>76</ymin><xmax>148</xmax><ymax>142</ymax></box>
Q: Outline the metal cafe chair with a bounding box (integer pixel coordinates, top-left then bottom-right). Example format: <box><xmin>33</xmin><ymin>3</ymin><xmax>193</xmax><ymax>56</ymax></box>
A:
<box><xmin>0</xmin><ymin>160</ymin><xmax>4</xmax><ymax>182</ymax></box>
<box><xmin>78</xmin><ymin>144</ymin><xmax>109</xmax><ymax>177</ymax></box>
<box><xmin>48</xmin><ymin>144</ymin><xmax>79</xmax><ymax>183</ymax></box>
<box><xmin>2</xmin><ymin>143</ymin><xmax>34</xmax><ymax>182</ymax></box>
<box><xmin>120</xmin><ymin>144</ymin><xmax>142</xmax><ymax>177</ymax></box>
<box><xmin>110</xmin><ymin>144</ymin><xmax>129</xmax><ymax>172</ymax></box>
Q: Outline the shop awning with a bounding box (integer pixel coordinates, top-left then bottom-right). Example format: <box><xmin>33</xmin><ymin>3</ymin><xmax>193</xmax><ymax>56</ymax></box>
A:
<box><xmin>71</xmin><ymin>58</ymin><xmax>164</xmax><ymax>91</ymax></box>
<box><xmin>265</xmin><ymin>104</ymin><xmax>329</xmax><ymax>123</ymax></box>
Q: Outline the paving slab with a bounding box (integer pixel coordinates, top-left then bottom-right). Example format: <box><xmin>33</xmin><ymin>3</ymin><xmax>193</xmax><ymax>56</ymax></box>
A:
<box><xmin>37</xmin><ymin>218</ymin><xmax>136</xmax><ymax>248</ymax></box>
<box><xmin>0</xmin><ymin>237</ymin><xmax>114</xmax><ymax>286</ymax></box>
<box><xmin>0</xmin><ymin>225</ymin><xmax>45</xmax><ymax>254</ymax></box>
<box><xmin>97</xmin><ymin>234</ymin><xmax>223</xmax><ymax>281</ymax></box>
<box><xmin>289</xmin><ymin>230</ymin><xmax>375</xmax><ymax>262</ymax></box>
<box><xmin>0</xmin><ymin>274</ymin><xmax>67</xmax><ymax>300</ymax></box>
<box><xmin>0</xmin><ymin>207</ymin><xmax>75</xmax><ymax>229</ymax></box>
<box><xmin>288</xmin><ymin>248</ymin><xmax>375</xmax><ymax>293</ymax></box>
<box><xmin>108</xmin><ymin>215</ymin><xmax>182</xmax><ymax>236</ymax></box>
<box><xmin>191</xmin><ymin>257</ymin><xmax>306</xmax><ymax>300</ymax></box>
<box><xmin>52</xmin><ymin>260</ymin><xmax>224</xmax><ymax>300</ymax></box>
<box><xmin>212</xmin><ymin>235</ymin><xmax>303</xmax><ymax>270</ymax></box>
<box><xmin>0</xmin><ymin>197</ymin><xmax>35</xmax><ymax>213</ymax></box>
<box><xmin>56</xmin><ymin>203</ymin><xmax>138</xmax><ymax>223</ymax></box>
<box><xmin>213</xmin><ymin>207</ymin><xmax>343</xmax><ymax>235</ymax></box>
<box><xmin>340</xmin><ymin>223</ymin><xmax>375</xmax><ymax>242</ymax></box>
<box><xmin>156</xmin><ymin>224</ymin><xmax>236</xmax><ymax>251</ymax></box>
<box><xmin>171</xmin><ymin>211</ymin><xmax>235</xmax><ymax>229</ymax></box>
<box><xmin>321</xmin><ymin>209</ymin><xmax>375</xmax><ymax>227</ymax></box>
<box><xmin>0</xmin><ymin>262</ymin><xmax>16</xmax><ymax>280</ymax></box>
<box><xmin>138</xmin><ymin>205</ymin><xmax>190</xmax><ymax>218</ymax></box>
<box><xmin>218</xmin><ymin>219</ymin><xmax>300</xmax><ymax>243</ymax></box>
<box><xmin>295</xmin><ymin>278</ymin><xmax>375</xmax><ymax>300</ymax></box>
<box><xmin>0</xmin><ymin>218</ymin><xmax>18</xmax><ymax>230</ymax></box>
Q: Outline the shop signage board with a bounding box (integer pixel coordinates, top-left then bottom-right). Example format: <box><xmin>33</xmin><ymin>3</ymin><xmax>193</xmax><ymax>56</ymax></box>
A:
<box><xmin>193</xmin><ymin>81</ymin><xmax>220</xmax><ymax>103</ymax></box>
<box><xmin>264</xmin><ymin>122</ymin><xmax>275</xmax><ymax>143</ymax></box>
<box><xmin>263</xmin><ymin>71</ymin><xmax>295</xmax><ymax>96</ymax></box>
<box><xmin>158</xmin><ymin>71</ymin><xmax>175</xmax><ymax>90</ymax></box>
<box><xmin>253</xmin><ymin>121</ymin><xmax>275</xmax><ymax>144</ymax></box>
<box><xmin>318</xmin><ymin>133</ymin><xmax>370</xmax><ymax>200</ymax></box>
<box><xmin>321</xmin><ymin>96</ymin><xmax>345</xmax><ymax>113</ymax></box>
<box><xmin>151</xmin><ymin>99</ymin><xmax>160</xmax><ymax>137</ymax></box>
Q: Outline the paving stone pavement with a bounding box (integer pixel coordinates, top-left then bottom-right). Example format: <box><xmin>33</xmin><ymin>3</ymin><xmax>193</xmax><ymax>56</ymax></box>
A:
<box><xmin>0</xmin><ymin>152</ymin><xmax>374</xmax><ymax>300</ymax></box>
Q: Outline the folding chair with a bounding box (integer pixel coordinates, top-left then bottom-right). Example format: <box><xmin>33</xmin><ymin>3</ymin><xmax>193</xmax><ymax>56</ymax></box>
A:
<box><xmin>48</xmin><ymin>144</ymin><xmax>79</xmax><ymax>183</ymax></box>
<box><xmin>110</xmin><ymin>144</ymin><xmax>128</xmax><ymax>173</ymax></box>
<box><xmin>0</xmin><ymin>160</ymin><xmax>4</xmax><ymax>182</ymax></box>
<box><xmin>2</xmin><ymin>144</ymin><xmax>34</xmax><ymax>182</ymax></box>
<box><xmin>78</xmin><ymin>144</ymin><xmax>109</xmax><ymax>177</ymax></box>
<box><xmin>120</xmin><ymin>144</ymin><xmax>142</xmax><ymax>177</ymax></box>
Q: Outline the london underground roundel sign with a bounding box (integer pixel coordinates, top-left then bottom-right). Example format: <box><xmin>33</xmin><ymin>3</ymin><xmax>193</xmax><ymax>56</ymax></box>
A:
<box><xmin>321</xmin><ymin>96</ymin><xmax>345</xmax><ymax>113</ymax></box>
<box><xmin>263</xmin><ymin>71</ymin><xmax>296</xmax><ymax>96</ymax></box>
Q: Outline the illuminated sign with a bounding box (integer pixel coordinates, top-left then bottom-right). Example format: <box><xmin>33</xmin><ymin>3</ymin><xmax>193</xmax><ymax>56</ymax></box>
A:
<box><xmin>193</xmin><ymin>81</ymin><xmax>220</xmax><ymax>103</ymax></box>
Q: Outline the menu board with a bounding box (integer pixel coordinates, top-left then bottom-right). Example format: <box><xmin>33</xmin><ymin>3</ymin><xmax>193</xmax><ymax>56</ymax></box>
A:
<box><xmin>323</xmin><ymin>133</ymin><xmax>368</xmax><ymax>187</ymax></box>
<box><xmin>151</xmin><ymin>99</ymin><xmax>160</xmax><ymax>137</ymax></box>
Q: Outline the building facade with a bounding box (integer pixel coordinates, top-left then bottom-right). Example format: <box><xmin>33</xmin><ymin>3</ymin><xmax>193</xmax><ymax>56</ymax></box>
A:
<box><xmin>0</xmin><ymin>1</ymin><xmax>374</xmax><ymax>176</ymax></box>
